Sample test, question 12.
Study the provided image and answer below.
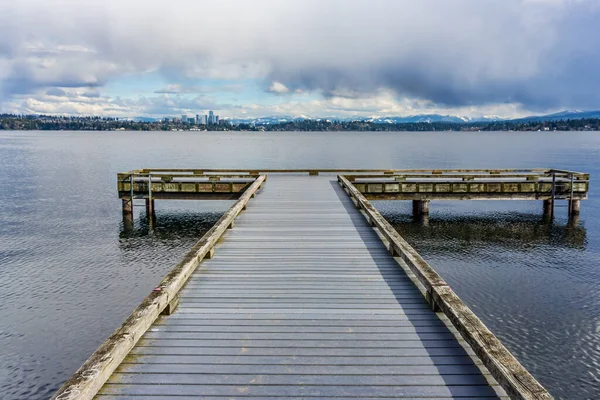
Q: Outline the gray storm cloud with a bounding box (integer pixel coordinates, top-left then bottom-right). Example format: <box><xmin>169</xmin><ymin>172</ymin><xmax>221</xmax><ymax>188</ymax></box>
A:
<box><xmin>1</xmin><ymin>0</ymin><xmax>599</xmax><ymax>110</ymax></box>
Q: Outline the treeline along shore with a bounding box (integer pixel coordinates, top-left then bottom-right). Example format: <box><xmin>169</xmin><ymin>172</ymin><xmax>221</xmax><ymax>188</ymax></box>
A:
<box><xmin>1</xmin><ymin>114</ymin><xmax>599</xmax><ymax>132</ymax></box>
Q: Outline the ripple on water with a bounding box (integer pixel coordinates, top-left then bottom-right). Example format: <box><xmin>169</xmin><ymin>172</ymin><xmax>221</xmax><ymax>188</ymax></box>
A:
<box><xmin>0</xmin><ymin>204</ymin><xmax>225</xmax><ymax>400</ymax></box>
<box><xmin>376</xmin><ymin>204</ymin><xmax>600</xmax><ymax>399</ymax></box>
<box><xmin>2</xmin><ymin>131</ymin><xmax>600</xmax><ymax>399</ymax></box>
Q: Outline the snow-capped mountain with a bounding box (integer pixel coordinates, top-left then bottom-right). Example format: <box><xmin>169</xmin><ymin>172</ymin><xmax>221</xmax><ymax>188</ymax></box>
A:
<box><xmin>513</xmin><ymin>110</ymin><xmax>600</xmax><ymax>122</ymax></box>
<box><xmin>140</xmin><ymin>110</ymin><xmax>600</xmax><ymax>125</ymax></box>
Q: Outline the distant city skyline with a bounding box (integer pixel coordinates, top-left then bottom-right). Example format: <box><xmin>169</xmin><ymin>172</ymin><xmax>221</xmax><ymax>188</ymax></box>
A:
<box><xmin>1</xmin><ymin>1</ymin><xmax>599</xmax><ymax>120</ymax></box>
<box><xmin>163</xmin><ymin>110</ymin><xmax>222</xmax><ymax>125</ymax></box>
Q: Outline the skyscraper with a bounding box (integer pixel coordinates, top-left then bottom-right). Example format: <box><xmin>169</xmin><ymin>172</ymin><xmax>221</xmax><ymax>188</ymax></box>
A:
<box><xmin>215</xmin><ymin>115</ymin><xmax>219</xmax><ymax>125</ymax></box>
<box><xmin>203</xmin><ymin>115</ymin><xmax>208</xmax><ymax>125</ymax></box>
<box><xmin>195</xmin><ymin>114</ymin><xmax>200</xmax><ymax>124</ymax></box>
<box><xmin>182</xmin><ymin>115</ymin><xmax>187</xmax><ymax>123</ymax></box>
<box><xmin>209</xmin><ymin>110</ymin><xmax>214</xmax><ymax>124</ymax></box>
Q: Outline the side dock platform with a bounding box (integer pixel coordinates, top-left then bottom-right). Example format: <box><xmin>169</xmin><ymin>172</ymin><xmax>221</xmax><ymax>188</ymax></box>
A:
<box><xmin>52</xmin><ymin>169</ymin><xmax>578</xmax><ymax>400</ymax></box>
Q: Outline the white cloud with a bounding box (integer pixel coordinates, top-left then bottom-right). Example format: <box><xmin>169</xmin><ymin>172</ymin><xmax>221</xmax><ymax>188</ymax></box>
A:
<box><xmin>0</xmin><ymin>0</ymin><xmax>599</xmax><ymax>115</ymax></box>
<box><xmin>1</xmin><ymin>88</ymin><xmax>535</xmax><ymax>120</ymax></box>
<box><xmin>266</xmin><ymin>82</ymin><xmax>290</xmax><ymax>94</ymax></box>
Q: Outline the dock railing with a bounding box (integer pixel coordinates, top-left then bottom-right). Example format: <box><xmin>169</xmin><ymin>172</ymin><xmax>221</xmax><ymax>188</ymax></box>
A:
<box><xmin>52</xmin><ymin>176</ymin><xmax>267</xmax><ymax>400</ymax></box>
<box><xmin>338</xmin><ymin>175</ymin><xmax>552</xmax><ymax>400</ymax></box>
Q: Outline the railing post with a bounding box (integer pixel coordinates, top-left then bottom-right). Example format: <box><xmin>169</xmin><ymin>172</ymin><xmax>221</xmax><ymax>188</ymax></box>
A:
<box><xmin>130</xmin><ymin>173</ymin><xmax>134</xmax><ymax>201</ymax></box>
<box><xmin>146</xmin><ymin>173</ymin><xmax>154</xmax><ymax>222</ymax></box>
<box><xmin>122</xmin><ymin>173</ymin><xmax>135</xmax><ymax>222</ymax></box>
<box><xmin>569</xmin><ymin>173</ymin><xmax>576</xmax><ymax>216</ymax></box>
<box><xmin>550</xmin><ymin>172</ymin><xmax>556</xmax><ymax>219</ymax></box>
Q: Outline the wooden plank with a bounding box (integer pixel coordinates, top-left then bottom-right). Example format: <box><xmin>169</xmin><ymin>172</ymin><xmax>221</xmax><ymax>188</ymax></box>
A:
<box><xmin>98</xmin><ymin>383</ymin><xmax>500</xmax><ymax>397</ymax></box>
<box><xmin>109</xmin><ymin>372</ymin><xmax>492</xmax><ymax>386</ymax></box>
<box><xmin>111</xmin><ymin>354</ymin><xmax>476</xmax><ymax>365</ymax></box>
<box><xmin>51</xmin><ymin>176</ymin><xmax>266</xmax><ymax>400</ymax></box>
<box><xmin>338</xmin><ymin>175</ymin><xmax>551</xmax><ymax>400</ymax></box>
<box><xmin>129</xmin><ymin>345</ymin><xmax>469</xmax><ymax>357</ymax></box>
<box><xmin>114</xmin><ymin>362</ymin><xmax>486</xmax><ymax>375</ymax></box>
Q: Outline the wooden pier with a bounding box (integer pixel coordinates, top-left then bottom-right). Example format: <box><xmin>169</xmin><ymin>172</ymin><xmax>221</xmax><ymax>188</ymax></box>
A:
<box><xmin>53</xmin><ymin>169</ymin><xmax>587</xmax><ymax>400</ymax></box>
<box><xmin>118</xmin><ymin>169</ymin><xmax>588</xmax><ymax>223</ymax></box>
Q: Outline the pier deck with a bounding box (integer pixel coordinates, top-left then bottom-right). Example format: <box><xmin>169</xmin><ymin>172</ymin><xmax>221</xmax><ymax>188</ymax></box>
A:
<box><xmin>102</xmin><ymin>175</ymin><xmax>502</xmax><ymax>399</ymax></box>
<box><xmin>54</xmin><ymin>171</ymin><xmax>557</xmax><ymax>400</ymax></box>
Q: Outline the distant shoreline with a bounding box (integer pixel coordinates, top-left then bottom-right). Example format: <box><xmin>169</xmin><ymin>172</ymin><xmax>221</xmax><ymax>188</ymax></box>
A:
<box><xmin>1</xmin><ymin>115</ymin><xmax>599</xmax><ymax>132</ymax></box>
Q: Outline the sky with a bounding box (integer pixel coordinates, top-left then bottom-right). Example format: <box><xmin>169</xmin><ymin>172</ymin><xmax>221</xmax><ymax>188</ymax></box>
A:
<box><xmin>1</xmin><ymin>0</ymin><xmax>599</xmax><ymax>119</ymax></box>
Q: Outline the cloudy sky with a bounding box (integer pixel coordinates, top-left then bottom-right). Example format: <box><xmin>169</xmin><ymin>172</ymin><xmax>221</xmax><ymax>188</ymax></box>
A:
<box><xmin>1</xmin><ymin>0</ymin><xmax>599</xmax><ymax>119</ymax></box>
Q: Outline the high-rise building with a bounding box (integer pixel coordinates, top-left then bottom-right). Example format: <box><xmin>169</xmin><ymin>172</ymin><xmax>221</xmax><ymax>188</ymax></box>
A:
<box><xmin>195</xmin><ymin>114</ymin><xmax>200</xmax><ymax>124</ymax></box>
<box><xmin>209</xmin><ymin>110</ymin><xmax>214</xmax><ymax>124</ymax></box>
<box><xmin>182</xmin><ymin>115</ymin><xmax>187</xmax><ymax>123</ymax></box>
<box><xmin>203</xmin><ymin>115</ymin><xmax>208</xmax><ymax>125</ymax></box>
<box><xmin>215</xmin><ymin>115</ymin><xmax>219</xmax><ymax>125</ymax></box>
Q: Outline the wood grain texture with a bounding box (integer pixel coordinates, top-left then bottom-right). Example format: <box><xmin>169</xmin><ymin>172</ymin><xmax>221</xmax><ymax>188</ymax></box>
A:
<box><xmin>51</xmin><ymin>176</ymin><xmax>266</xmax><ymax>400</ymax></box>
<box><xmin>338</xmin><ymin>175</ymin><xmax>552</xmax><ymax>400</ymax></box>
<box><xmin>98</xmin><ymin>175</ymin><xmax>504</xmax><ymax>399</ymax></box>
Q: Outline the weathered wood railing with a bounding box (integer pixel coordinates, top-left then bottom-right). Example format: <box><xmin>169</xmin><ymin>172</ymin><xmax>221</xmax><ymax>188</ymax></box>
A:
<box><xmin>343</xmin><ymin>170</ymin><xmax>589</xmax><ymax>200</ymax></box>
<box><xmin>338</xmin><ymin>175</ymin><xmax>552</xmax><ymax>400</ymax></box>
<box><xmin>127</xmin><ymin>168</ymin><xmax>585</xmax><ymax>177</ymax></box>
<box><xmin>118</xmin><ymin>168</ymin><xmax>588</xmax><ymax>220</ymax></box>
<box><xmin>52</xmin><ymin>176</ymin><xmax>266</xmax><ymax>400</ymax></box>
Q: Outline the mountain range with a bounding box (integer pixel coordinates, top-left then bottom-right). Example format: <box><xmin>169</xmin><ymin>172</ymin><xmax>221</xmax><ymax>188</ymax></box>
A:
<box><xmin>134</xmin><ymin>110</ymin><xmax>600</xmax><ymax>125</ymax></box>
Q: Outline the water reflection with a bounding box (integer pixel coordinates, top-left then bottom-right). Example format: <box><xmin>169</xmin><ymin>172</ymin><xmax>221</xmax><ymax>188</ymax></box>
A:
<box><xmin>382</xmin><ymin>212</ymin><xmax>586</xmax><ymax>250</ymax></box>
<box><xmin>119</xmin><ymin>211</ymin><xmax>223</xmax><ymax>240</ymax></box>
<box><xmin>375</xmin><ymin>204</ymin><xmax>597</xmax><ymax>399</ymax></box>
<box><xmin>2</xmin><ymin>130</ymin><xmax>599</xmax><ymax>399</ymax></box>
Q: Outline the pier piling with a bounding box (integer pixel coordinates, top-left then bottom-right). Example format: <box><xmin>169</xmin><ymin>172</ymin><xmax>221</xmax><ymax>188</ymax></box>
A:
<box><xmin>412</xmin><ymin>200</ymin><xmax>430</xmax><ymax>216</ymax></box>
<box><xmin>569</xmin><ymin>199</ymin><xmax>581</xmax><ymax>215</ymax></box>
<box><xmin>543</xmin><ymin>199</ymin><xmax>554</xmax><ymax>219</ymax></box>
<box><xmin>145</xmin><ymin>199</ymin><xmax>155</xmax><ymax>217</ymax></box>
<box><xmin>122</xmin><ymin>198</ymin><xmax>133</xmax><ymax>215</ymax></box>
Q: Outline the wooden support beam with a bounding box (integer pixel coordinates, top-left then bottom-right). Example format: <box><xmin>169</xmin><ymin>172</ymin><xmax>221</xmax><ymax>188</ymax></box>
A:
<box><xmin>160</xmin><ymin>296</ymin><xmax>179</xmax><ymax>316</ymax></box>
<box><xmin>425</xmin><ymin>289</ymin><xmax>441</xmax><ymax>312</ymax></box>
<box><xmin>204</xmin><ymin>247</ymin><xmax>215</xmax><ymax>259</ymax></box>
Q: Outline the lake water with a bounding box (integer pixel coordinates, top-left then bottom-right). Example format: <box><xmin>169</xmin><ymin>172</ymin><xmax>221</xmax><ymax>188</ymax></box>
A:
<box><xmin>0</xmin><ymin>130</ymin><xmax>599</xmax><ymax>399</ymax></box>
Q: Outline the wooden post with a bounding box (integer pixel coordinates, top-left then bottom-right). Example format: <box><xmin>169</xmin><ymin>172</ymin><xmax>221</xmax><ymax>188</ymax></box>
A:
<box><xmin>543</xmin><ymin>199</ymin><xmax>554</xmax><ymax>219</ymax></box>
<box><xmin>122</xmin><ymin>198</ymin><xmax>134</xmax><ymax>231</ymax></box>
<box><xmin>145</xmin><ymin>199</ymin><xmax>155</xmax><ymax>218</ymax></box>
<box><xmin>148</xmin><ymin>173</ymin><xmax>153</xmax><ymax>203</ymax></box>
<box><xmin>204</xmin><ymin>247</ymin><xmax>215</xmax><ymax>259</ymax></box>
<box><xmin>129</xmin><ymin>173</ymin><xmax>134</xmax><ymax>203</ymax></box>
<box><xmin>568</xmin><ymin>213</ymin><xmax>580</xmax><ymax>227</ymax></box>
<box><xmin>415</xmin><ymin>214</ymin><xmax>430</xmax><ymax>226</ymax></box>
<box><xmin>122</xmin><ymin>198</ymin><xmax>133</xmax><ymax>215</ymax></box>
<box><xmin>160</xmin><ymin>296</ymin><xmax>179</xmax><ymax>316</ymax></box>
<box><xmin>551</xmin><ymin>172</ymin><xmax>556</xmax><ymax>219</ymax></box>
<box><xmin>412</xmin><ymin>200</ymin><xmax>430</xmax><ymax>217</ymax></box>
<box><xmin>569</xmin><ymin>199</ymin><xmax>581</xmax><ymax>215</ymax></box>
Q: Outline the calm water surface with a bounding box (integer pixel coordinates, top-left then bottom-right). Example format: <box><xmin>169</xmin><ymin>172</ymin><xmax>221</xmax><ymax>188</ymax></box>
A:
<box><xmin>0</xmin><ymin>131</ymin><xmax>599</xmax><ymax>399</ymax></box>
